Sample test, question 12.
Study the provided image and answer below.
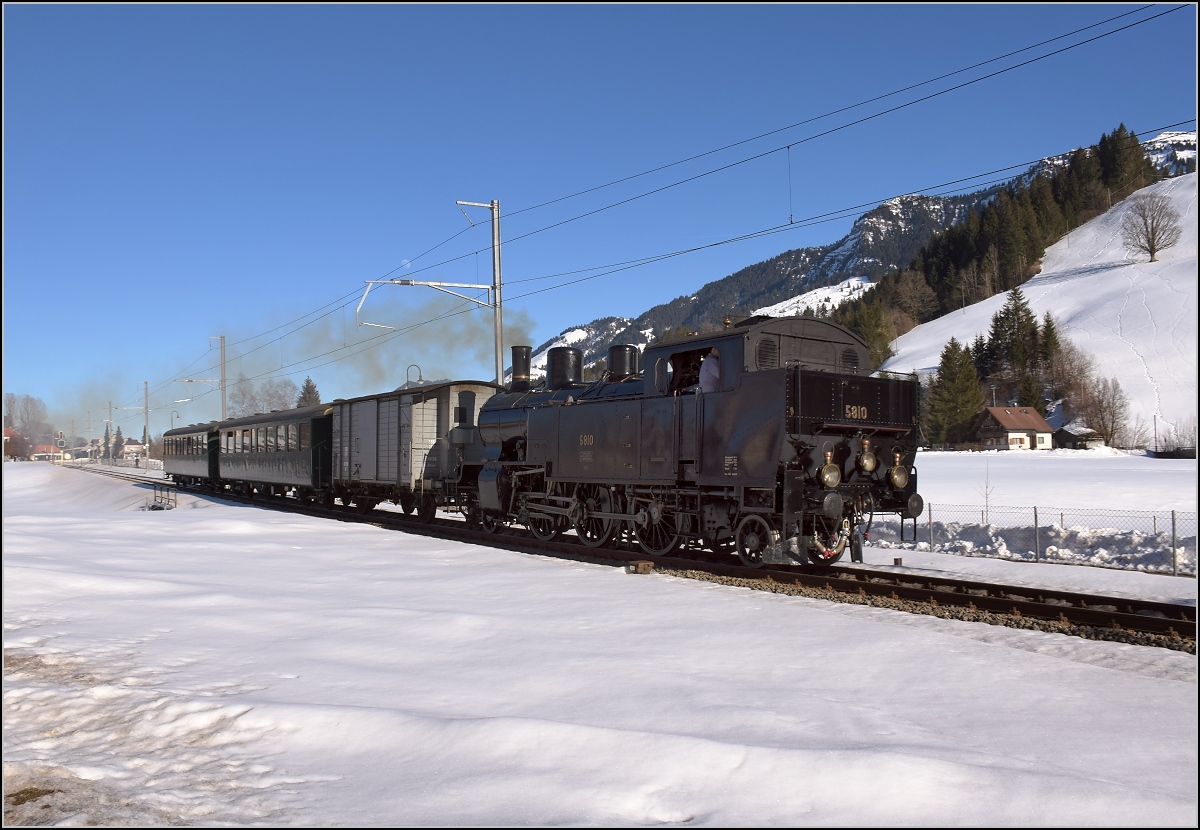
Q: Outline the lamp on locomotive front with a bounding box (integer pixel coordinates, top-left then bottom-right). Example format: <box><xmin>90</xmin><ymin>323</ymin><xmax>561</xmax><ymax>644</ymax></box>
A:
<box><xmin>819</xmin><ymin>450</ymin><xmax>842</xmax><ymax>489</ymax></box>
<box><xmin>858</xmin><ymin>437</ymin><xmax>878</xmax><ymax>473</ymax></box>
<box><xmin>888</xmin><ymin>449</ymin><xmax>910</xmax><ymax>490</ymax></box>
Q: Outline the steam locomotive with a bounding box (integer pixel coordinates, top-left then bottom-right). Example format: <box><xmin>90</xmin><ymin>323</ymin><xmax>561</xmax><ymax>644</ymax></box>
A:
<box><xmin>164</xmin><ymin>316</ymin><xmax>923</xmax><ymax>567</ymax></box>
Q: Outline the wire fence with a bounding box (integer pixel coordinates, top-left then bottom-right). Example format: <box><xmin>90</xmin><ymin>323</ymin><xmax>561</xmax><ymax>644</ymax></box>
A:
<box><xmin>60</xmin><ymin>458</ymin><xmax>165</xmax><ymax>472</ymax></box>
<box><xmin>867</xmin><ymin>504</ymin><xmax>1197</xmax><ymax>578</ymax></box>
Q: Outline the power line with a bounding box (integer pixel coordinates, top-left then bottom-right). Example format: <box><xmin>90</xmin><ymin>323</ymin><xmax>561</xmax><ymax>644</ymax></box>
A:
<box><xmin>376</xmin><ymin>4</ymin><xmax>1189</xmax><ymax>283</ymax></box>
<box><xmin>127</xmin><ymin>4</ymin><xmax>1187</xmax><ymax>406</ymax></box>
<box><xmin>502</xmin><ymin>5</ymin><xmax>1162</xmax><ymax>222</ymax></box>
<box><xmin>163</xmin><ymin>117</ymin><xmax>1194</xmax><ymax>410</ymax></box>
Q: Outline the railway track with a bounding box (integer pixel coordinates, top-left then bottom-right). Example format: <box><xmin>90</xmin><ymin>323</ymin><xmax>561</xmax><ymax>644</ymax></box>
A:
<box><xmin>74</xmin><ymin>465</ymin><xmax>1196</xmax><ymax>651</ymax></box>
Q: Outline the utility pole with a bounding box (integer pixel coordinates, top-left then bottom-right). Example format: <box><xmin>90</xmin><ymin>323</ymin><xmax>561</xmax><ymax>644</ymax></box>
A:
<box><xmin>115</xmin><ymin>388</ymin><xmax>150</xmax><ymax>470</ymax></box>
<box><xmin>107</xmin><ymin>401</ymin><xmax>113</xmax><ymax>467</ymax></box>
<box><xmin>355</xmin><ymin>199</ymin><xmax>505</xmax><ymax>384</ymax></box>
<box><xmin>464</xmin><ymin>198</ymin><xmax>505</xmax><ymax>387</ymax></box>
<box><xmin>175</xmin><ymin>334</ymin><xmax>226</xmax><ymax>420</ymax></box>
<box><xmin>217</xmin><ymin>335</ymin><xmax>226</xmax><ymax>420</ymax></box>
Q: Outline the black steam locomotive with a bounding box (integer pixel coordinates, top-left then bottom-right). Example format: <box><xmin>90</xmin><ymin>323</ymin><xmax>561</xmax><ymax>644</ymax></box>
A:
<box><xmin>164</xmin><ymin>316</ymin><xmax>922</xmax><ymax>567</ymax></box>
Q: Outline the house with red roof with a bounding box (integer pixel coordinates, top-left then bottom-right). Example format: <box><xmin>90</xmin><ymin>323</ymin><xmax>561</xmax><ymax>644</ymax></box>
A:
<box><xmin>972</xmin><ymin>406</ymin><xmax>1054</xmax><ymax>450</ymax></box>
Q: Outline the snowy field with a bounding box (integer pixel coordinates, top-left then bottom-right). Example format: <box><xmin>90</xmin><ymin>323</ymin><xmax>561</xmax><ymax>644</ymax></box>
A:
<box><xmin>3</xmin><ymin>458</ymin><xmax>1196</xmax><ymax>826</ymax></box>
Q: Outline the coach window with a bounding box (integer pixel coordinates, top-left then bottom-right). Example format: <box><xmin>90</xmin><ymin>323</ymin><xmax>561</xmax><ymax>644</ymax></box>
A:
<box><xmin>265</xmin><ymin>426</ymin><xmax>275</xmax><ymax>452</ymax></box>
<box><xmin>299</xmin><ymin>422</ymin><xmax>310</xmax><ymax>451</ymax></box>
<box><xmin>256</xmin><ymin>427</ymin><xmax>265</xmax><ymax>452</ymax></box>
<box><xmin>224</xmin><ymin>431</ymin><xmax>233</xmax><ymax>454</ymax></box>
<box><xmin>287</xmin><ymin>423</ymin><xmax>297</xmax><ymax>451</ymax></box>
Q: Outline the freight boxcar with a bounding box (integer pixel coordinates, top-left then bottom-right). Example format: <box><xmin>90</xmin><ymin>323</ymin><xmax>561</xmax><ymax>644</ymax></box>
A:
<box><xmin>328</xmin><ymin>380</ymin><xmax>502</xmax><ymax>519</ymax></box>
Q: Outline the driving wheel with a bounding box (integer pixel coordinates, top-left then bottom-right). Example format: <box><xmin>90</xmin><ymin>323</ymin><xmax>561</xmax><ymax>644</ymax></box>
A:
<box><xmin>631</xmin><ymin>498</ymin><xmax>679</xmax><ymax>555</ymax></box>
<box><xmin>735</xmin><ymin>514</ymin><xmax>776</xmax><ymax>569</ymax></box>
<box><xmin>573</xmin><ymin>484</ymin><xmax>616</xmax><ymax>548</ymax></box>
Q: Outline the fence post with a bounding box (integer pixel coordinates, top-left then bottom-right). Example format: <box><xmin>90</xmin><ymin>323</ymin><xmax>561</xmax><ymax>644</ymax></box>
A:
<box><xmin>928</xmin><ymin>504</ymin><xmax>933</xmax><ymax>549</ymax></box>
<box><xmin>1034</xmin><ymin>506</ymin><xmax>1040</xmax><ymax>563</ymax></box>
<box><xmin>1172</xmin><ymin>510</ymin><xmax>1177</xmax><ymax>578</ymax></box>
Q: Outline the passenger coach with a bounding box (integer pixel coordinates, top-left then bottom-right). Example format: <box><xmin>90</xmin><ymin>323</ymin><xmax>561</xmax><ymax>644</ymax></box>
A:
<box><xmin>163</xmin><ymin>421</ymin><xmax>219</xmax><ymax>489</ymax></box>
<box><xmin>216</xmin><ymin>404</ymin><xmax>332</xmax><ymax>501</ymax></box>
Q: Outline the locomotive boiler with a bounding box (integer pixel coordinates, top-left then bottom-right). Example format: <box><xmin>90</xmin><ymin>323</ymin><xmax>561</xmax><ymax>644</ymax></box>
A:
<box><xmin>467</xmin><ymin>316</ymin><xmax>923</xmax><ymax>566</ymax></box>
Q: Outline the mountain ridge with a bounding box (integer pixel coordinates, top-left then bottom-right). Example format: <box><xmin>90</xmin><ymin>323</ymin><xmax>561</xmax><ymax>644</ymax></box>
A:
<box><xmin>526</xmin><ymin>130</ymin><xmax>1196</xmax><ymax>377</ymax></box>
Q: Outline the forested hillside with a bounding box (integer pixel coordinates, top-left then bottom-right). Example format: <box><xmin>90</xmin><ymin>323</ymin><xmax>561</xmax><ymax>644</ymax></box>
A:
<box><xmin>832</xmin><ymin>125</ymin><xmax>1165</xmax><ymax>365</ymax></box>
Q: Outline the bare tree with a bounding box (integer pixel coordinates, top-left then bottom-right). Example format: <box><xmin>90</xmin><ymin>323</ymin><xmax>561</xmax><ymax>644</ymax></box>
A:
<box><xmin>1161</xmin><ymin>415</ymin><xmax>1197</xmax><ymax>452</ymax></box>
<box><xmin>259</xmin><ymin>378</ymin><xmax>299</xmax><ymax>412</ymax></box>
<box><xmin>1047</xmin><ymin>338</ymin><xmax>1095</xmax><ymax>415</ymax></box>
<box><xmin>228</xmin><ymin>373</ymin><xmax>261</xmax><ymax>418</ymax></box>
<box><xmin>13</xmin><ymin>394</ymin><xmax>50</xmax><ymax>441</ymax></box>
<box><xmin>1121</xmin><ymin>192</ymin><xmax>1182</xmax><ymax>262</ymax></box>
<box><xmin>1080</xmin><ymin>375</ymin><xmax>1130</xmax><ymax>447</ymax></box>
<box><xmin>894</xmin><ymin>270</ymin><xmax>939</xmax><ymax>321</ymax></box>
<box><xmin>4</xmin><ymin>392</ymin><xmax>16</xmax><ymax>428</ymax></box>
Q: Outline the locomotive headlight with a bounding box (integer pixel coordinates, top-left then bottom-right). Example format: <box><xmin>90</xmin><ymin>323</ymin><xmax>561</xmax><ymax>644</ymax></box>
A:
<box><xmin>820</xmin><ymin>464</ymin><xmax>842</xmax><ymax>489</ymax></box>
<box><xmin>857</xmin><ymin>437</ymin><xmax>877</xmax><ymax>473</ymax></box>
<box><xmin>888</xmin><ymin>464</ymin><xmax>910</xmax><ymax>490</ymax></box>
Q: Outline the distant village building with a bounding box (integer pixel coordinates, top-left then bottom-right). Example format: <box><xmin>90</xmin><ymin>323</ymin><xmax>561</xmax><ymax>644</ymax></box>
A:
<box><xmin>30</xmin><ymin>444</ymin><xmax>61</xmax><ymax>462</ymax></box>
<box><xmin>3</xmin><ymin>427</ymin><xmax>18</xmax><ymax>458</ymax></box>
<box><xmin>1053</xmin><ymin>423</ymin><xmax>1106</xmax><ymax>450</ymax></box>
<box><xmin>972</xmin><ymin>406</ymin><xmax>1054</xmax><ymax>450</ymax></box>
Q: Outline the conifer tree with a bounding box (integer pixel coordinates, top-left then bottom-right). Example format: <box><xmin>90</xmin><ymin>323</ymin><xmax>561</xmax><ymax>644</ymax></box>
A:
<box><xmin>928</xmin><ymin>338</ymin><xmax>984</xmax><ymax>445</ymax></box>
<box><xmin>986</xmin><ymin>288</ymin><xmax>1039</xmax><ymax>375</ymax></box>
<box><xmin>1038</xmin><ymin>312</ymin><xmax>1060</xmax><ymax>367</ymax></box>
<box><xmin>297</xmin><ymin>376</ymin><xmax>321</xmax><ymax>407</ymax></box>
<box><xmin>856</xmin><ymin>299</ymin><xmax>895</xmax><ymax>367</ymax></box>
<box><xmin>970</xmin><ymin>333</ymin><xmax>991</xmax><ymax>378</ymax></box>
<box><xmin>1017</xmin><ymin>373</ymin><xmax>1046</xmax><ymax>416</ymax></box>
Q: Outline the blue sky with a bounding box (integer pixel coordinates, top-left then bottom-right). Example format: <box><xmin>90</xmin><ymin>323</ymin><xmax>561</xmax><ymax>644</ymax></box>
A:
<box><xmin>4</xmin><ymin>4</ymin><xmax>1196</xmax><ymax>439</ymax></box>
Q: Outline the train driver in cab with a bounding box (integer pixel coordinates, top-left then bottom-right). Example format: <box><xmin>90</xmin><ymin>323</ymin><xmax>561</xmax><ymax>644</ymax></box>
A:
<box><xmin>699</xmin><ymin>347</ymin><xmax>720</xmax><ymax>393</ymax></box>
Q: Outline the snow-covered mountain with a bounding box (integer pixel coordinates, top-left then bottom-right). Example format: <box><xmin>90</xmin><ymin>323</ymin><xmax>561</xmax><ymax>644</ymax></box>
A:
<box><xmin>1017</xmin><ymin>130</ymin><xmax>1196</xmax><ymax>185</ymax></box>
<box><xmin>753</xmin><ymin>275</ymin><xmax>876</xmax><ymax>317</ymax></box>
<box><xmin>878</xmin><ymin>172</ymin><xmax>1197</xmax><ymax>436</ymax></box>
<box><xmin>525</xmin><ymin>191</ymin><xmax>989</xmax><ymax>375</ymax></box>
<box><xmin>524</xmin><ymin>133</ymin><xmax>1197</xmax><ymax>399</ymax></box>
<box><xmin>1135</xmin><ymin>131</ymin><xmax>1196</xmax><ymax>177</ymax></box>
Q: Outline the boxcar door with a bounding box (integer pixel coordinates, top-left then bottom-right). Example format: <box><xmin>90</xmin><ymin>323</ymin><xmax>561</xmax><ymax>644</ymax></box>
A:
<box><xmin>349</xmin><ymin>400</ymin><xmax>378</xmax><ymax>481</ymax></box>
<box><xmin>399</xmin><ymin>402</ymin><xmax>413</xmax><ymax>487</ymax></box>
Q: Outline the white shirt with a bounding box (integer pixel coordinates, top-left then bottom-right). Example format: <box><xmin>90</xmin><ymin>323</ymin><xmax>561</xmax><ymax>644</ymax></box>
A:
<box><xmin>699</xmin><ymin>352</ymin><xmax>720</xmax><ymax>392</ymax></box>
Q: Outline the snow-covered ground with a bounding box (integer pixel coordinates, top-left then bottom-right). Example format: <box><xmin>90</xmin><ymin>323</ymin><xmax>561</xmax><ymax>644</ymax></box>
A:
<box><xmin>879</xmin><ymin>173</ymin><xmax>1198</xmax><ymax>436</ymax></box>
<box><xmin>3</xmin><ymin>458</ymin><xmax>1196</xmax><ymax>826</ymax></box>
